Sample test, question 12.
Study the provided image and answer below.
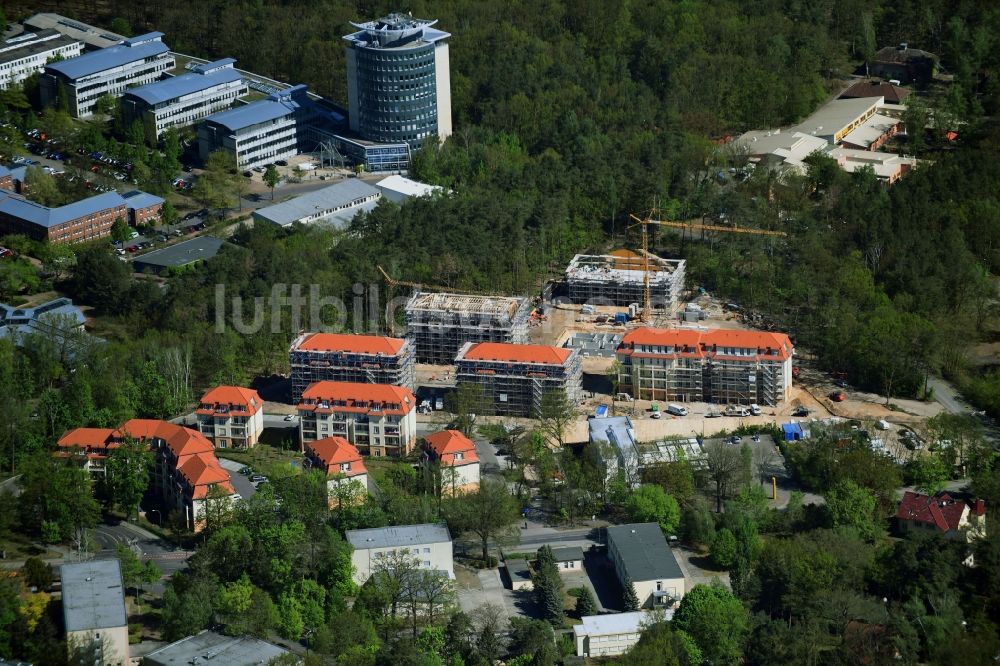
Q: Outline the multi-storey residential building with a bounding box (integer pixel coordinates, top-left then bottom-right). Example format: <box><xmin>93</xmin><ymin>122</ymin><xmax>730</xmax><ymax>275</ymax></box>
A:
<box><xmin>423</xmin><ymin>429</ymin><xmax>480</xmax><ymax>495</ymax></box>
<box><xmin>454</xmin><ymin>342</ymin><xmax>582</xmax><ymax>418</ymax></box>
<box><xmin>0</xmin><ymin>190</ymin><xmax>126</xmax><ymax>243</ymax></box>
<box><xmin>39</xmin><ymin>32</ymin><xmax>174</xmax><ymax>118</ymax></box>
<box><xmin>56</xmin><ymin>420</ymin><xmax>234</xmax><ymax>531</ymax></box>
<box><xmin>289</xmin><ymin>332</ymin><xmax>415</xmax><ymax>402</ymax></box>
<box><xmin>405</xmin><ymin>291</ymin><xmax>531</xmax><ymax>365</ymax></box>
<box><xmin>606</xmin><ymin>523</ymin><xmax>686</xmax><ymax>609</ymax></box>
<box><xmin>61</xmin><ymin>560</ymin><xmax>130</xmax><ymax>665</ymax></box>
<box><xmin>344</xmin><ymin>13</ymin><xmax>451</xmax><ymax>150</ymax></box>
<box><xmin>566</xmin><ymin>250</ymin><xmax>686</xmax><ymax>312</ymax></box>
<box><xmin>195</xmin><ymin>385</ymin><xmax>264</xmax><ymax>449</ymax></box>
<box><xmin>198</xmin><ymin>84</ymin><xmax>315</xmax><ymax>169</ymax></box>
<box><xmin>297</xmin><ymin>381</ymin><xmax>417</xmax><ymax>457</ymax></box>
<box><xmin>0</xmin><ymin>29</ymin><xmax>82</xmax><ymax>90</ymax></box>
<box><xmin>122</xmin><ymin>58</ymin><xmax>247</xmax><ymax>143</ymax></box>
<box><xmin>304</xmin><ymin>435</ymin><xmax>368</xmax><ymax>504</ymax></box>
<box><xmin>346</xmin><ymin>523</ymin><xmax>453</xmax><ymax>585</ymax></box>
<box><xmin>616</xmin><ymin>327</ymin><xmax>794</xmax><ymax>406</ymax></box>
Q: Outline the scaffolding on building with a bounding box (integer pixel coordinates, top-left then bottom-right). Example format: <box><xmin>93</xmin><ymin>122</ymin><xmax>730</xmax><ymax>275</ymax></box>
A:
<box><xmin>565</xmin><ymin>251</ymin><xmax>686</xmax><ymax>312</ymax></box>
<box><xmin>289</xmin><ymin>333</ymin><xmax>415</xmax><ymax>402</ymax></box>
<box><xmin>405</xmin><ymin>292</ymin><xmax>531</xmax><ymax>365</ymax></box>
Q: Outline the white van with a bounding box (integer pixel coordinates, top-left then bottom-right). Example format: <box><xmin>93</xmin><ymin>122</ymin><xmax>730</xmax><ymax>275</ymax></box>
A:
<box><xmin>750</xmin><ymin>404</ymin><xmax>762</xmax><ymax>416</ymax></box>
<box><xmin>875</xmin><ymin>419</ymin><xmax>891</xmax><ymax>431</ymax></box>
<box><xmin>666</xmin><ymin>404</ymin><xmax>688</xmax><ymax>417</ymax></box>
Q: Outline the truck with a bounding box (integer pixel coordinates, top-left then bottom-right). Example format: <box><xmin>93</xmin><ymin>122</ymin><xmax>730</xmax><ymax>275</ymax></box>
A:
<box><xmin>725</xmin><ymin>405</ymin><xmax>751</xmax><ymax>417</ymax></box>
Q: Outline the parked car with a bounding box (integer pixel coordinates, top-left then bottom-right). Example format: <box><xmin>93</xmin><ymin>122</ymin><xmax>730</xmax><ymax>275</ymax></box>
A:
<box><xmin>250</xmin><ymin>474</ymin><xmax>267</xmax><ymax>483</ymax></box>
<box><xmin>829</xmin><ymin>391</ymin><xmax>846</xmax><ymax>402</ymax></box>
<box><xmin>283</xmin><ymin>414</ymin><xmax>295</xmax><ymax>421</ymax></box>
<box><xmin>792</xmin><ymin>406</ymin><xmax>810</xmax><ymax>417</ymax></box>
<box><xmin>242</xmin><ymin>170</ymin><xmax>253</xmax><ymax>178</ymax></box>
<box><xmin>274</xmin><ymin>159</ymin><xmax>288</xmax><ymax>166</ymax></box>
<box><xmin>239</xmin><ymin>466</ymin><xmax>253</xmax><ymax>475</ymax></box>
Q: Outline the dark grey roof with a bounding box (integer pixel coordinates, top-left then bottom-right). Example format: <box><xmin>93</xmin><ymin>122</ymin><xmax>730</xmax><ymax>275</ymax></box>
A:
<box><xmin>347</xmin><ymin>522</ymin><xmax>451</xmax><ymax>550</ymax></box>
<box><xmin>505</xmin><ymin>558</ymin><xmax>531</xmax><ymax>583</ymax></box>
<box><xmin>0</xmin><ymin>30</ymin><xmax>79</xmax><ymax>65</ymax></box>
<box><xmin>132</xmin><ymin>236</ymin><xmax>227</xmax><ymax>270</ymax></box>
<box><xmin>606</xmin><ymin>523</ymin><xmax>683</xmax><ymax>582</ymax></box>
<box><xmin>143</xmin><ymin>630</ymin><xmax>293</xmax><ymax>666</ymax></box>
<box><xmin>60</xmin><ymin>559</ymin><xmax>127</xmax><ymax>632</ymax></box>
<box><xmin>549</xmin><ymin>546</ymin><xmax>585</xmax><ymax>562</ymax></box>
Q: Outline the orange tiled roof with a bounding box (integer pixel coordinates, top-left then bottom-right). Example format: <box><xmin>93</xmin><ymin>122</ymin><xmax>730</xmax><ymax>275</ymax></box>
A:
<box><xmin>425</xmin><ymin>430</ymin><xmax>479</xmax><ymax>466</ymax></box>
<box><xmin>299</xmin><ymin>381</ymin><xmax>415</xmax><ymax>411</ymax></box>
<box><xmin>461</xmin><ymin>342</ymin><xmax>571</xmax><ymax>366</ymax></box>
<box><xmin>294</xmin><ymin>332</ymin><xmax>407</xmax><ymax>355</ymax></box>
<box><xmin>57</xmin><ymin>428</ymin><xmax>116</xmax><ymax>449</ymax></box>
<box><xmin>619</xmin><ymin>327</ymin><xmax>793</xmax><ymax>361</ymax></box>
<box><xmin>198</xmin><ymin>385</ymin><xmax>262</xmax><ymax>413</ymax></box>
<box><xmin>306</xmin><ymin>436</ymin><xmax>366</xmax><ymax>476</ymax></box>
<box><xmin>118</xmin><ymin>419</ymin><xmax>215</xmax><ymax>458</ymax></box>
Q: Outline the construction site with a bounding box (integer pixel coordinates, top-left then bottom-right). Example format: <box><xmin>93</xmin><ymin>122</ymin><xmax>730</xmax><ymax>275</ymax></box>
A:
<box><xmin>404</xmin><ymin>291</ymin><xmax>532</xmax><ymax>365</ymax></box>
<box><xmin>565</xmin><ymin>250</ymin><xmax>686</xmax><ymax>312</ymax></box>
<box><xmin>289</xmin><ymin>332</ymin><xmax>415</xmax><ymax>402</ymax></box>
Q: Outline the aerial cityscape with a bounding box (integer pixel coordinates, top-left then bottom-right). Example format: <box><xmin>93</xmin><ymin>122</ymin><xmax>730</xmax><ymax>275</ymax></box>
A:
<box><xmin>0</xmin><ymin>1</ymin><xmax>997</xmax><ymax>665</ymax></box>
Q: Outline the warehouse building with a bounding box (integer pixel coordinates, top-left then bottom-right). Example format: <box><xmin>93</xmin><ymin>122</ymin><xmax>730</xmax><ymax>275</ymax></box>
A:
<box><xmin>0</xmin><ymin>29</ymin><xmax>82</xmax><ymax>90</ymax></box>
<box><xmin>39</xmin><ymin>32</ymin><xmax>174</xmax><ymax>118</ymax></box>
<box><xmin>251</xmin><ymin>179</ymin><xmax>381</xmax><ymax>228</ymax></box>
<box><xmin>566</xmin><ymin>250</ymin><xmax>686</xmax><ymax>312</ymax></box>
<box><xmin>454</xmin><ymin>342</ymin><xmax>582</xmax><ymax>418</ymax></box>
<box><xmin>132</xmin><ymin>236</ymin><xmax>227</xmax><ymax>274</ymax></box>
<box><xmin>61</xmin><ymin>559</ymin><xmax>129</xmax><ymax>665</ymax></box>
<box><xmin>0</xmin><ymin>190</ymin><xmax>126</xmax><ymax>243</ymax></box>
<box><xmin>198</xmin><ymin>84</ymin><xmax>315</xmax><ymax>169</ymax></box>
<box><xmin>121</xmin><ymin>58</ymin><xmax>247</xmax><ymax>143</ymax></box>
<box><xmin>289</xmin><ymin>331</ymin><xmax>416</xmax><ymax>402</ymax></box>
<box><xmin>297</xmin><ymin>380</ymin><xmax>417</xmax><ymax>457</ymax></box>
<box><xmin>404</xmin><ymin>291</ymin><xmax>531</xmax><ymax>365</ymax></box>
<box><xmin>616</xmin><ymin>327</ymin><xmax>794</xmax><ymax>406</ymax></box>
<box><xmin>344</xmin><ymin>13</ymin><xmax>452</xmax><ymax>150</ymax></box>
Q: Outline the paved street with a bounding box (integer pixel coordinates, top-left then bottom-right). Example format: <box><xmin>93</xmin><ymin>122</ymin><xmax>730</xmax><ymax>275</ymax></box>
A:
<box><xmin>90</xmin><ymin>521</ymin><xmax>192</xmax><ymax>593</ymax></box>
<box><xmin>217</xmin><ymin>457</ymin><xmax>258</xmax><ymax>499</ymax></box>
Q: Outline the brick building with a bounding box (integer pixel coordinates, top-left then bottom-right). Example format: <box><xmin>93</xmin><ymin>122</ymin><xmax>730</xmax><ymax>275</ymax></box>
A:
<box><xmin>123</xmin><ymin>190</ymin><xmax>165</xmax><ymax>226</ymax></box>
<box><xmin>0</xmin><ymin>190</ymin><xmax>126</xmax><ymax>243</ymax></box>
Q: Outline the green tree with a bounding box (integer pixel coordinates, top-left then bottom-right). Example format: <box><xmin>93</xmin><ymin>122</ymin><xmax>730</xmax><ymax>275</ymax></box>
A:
<box><xmin>507</xmin><ymin>617</ymin><xmax>558</xmax><ymax>665</ymax></box>
<box><xmin>825</xmin><ymin>479</ymin><xmax>880</xmax><ymax>540</ymax></box>
<box><xmin>575</xmin><ymin>585</ymin><xmax>597</xmax><ymax>617</ymax></box>
<box><xmin>710</xmin><ymin>527</ymin><xmax>737</xmax><ymax>569</ymax></box>
<box><xmin>536</xmin><ymin>388</ymin><xmax>575</xmax><ymax>448</ymax></box>
<box><xmin>533</xmin><ymin>545</ymin><xmax>564</xmax><ymax>626</ymax></box>
<box><xmin>23</xmin><ymin>166</ymin><xmax>62</xmax><ymax>207</ymax></box>
<box><xmin>17</xmin><ymin>455</ymin><xmax>99</xmax><ymax>543</ymax></box>
<box><xmin>622</xmin><ymin>572</ymin><xmax>640</xmax><ymax>611</ymax></box>
<box><xmin>95</xmin><ymin>93</ymin><xmax>118</xmax><ymax>117</ymax></box>
<box><xmin>672</xmin><ymin>582</ymin><xmax>749</xmax><ymax>666</ymax></box>
<box><xmin>444</xmin><ymin>478</ymin><xmax>519</xmax><ymax>562</ymax></box>
<box><xmin>445</xmin><ymin>382</ymin><xmax>492</xmax><ymax>436</ymax></box>
<box><xmin>624</xmin><ymin>484</ymin><xmax>681</xmax><ymax>534</ymax></box>
<box><xmin>619</xmin><ymin>621</ymin><xmax>701</xmax><ymax>665</ymax></box>
<box><xmin>21</xmin><ymin>558</ymin><xmax>54</xmax><ymax>591</ymax></box>
<box><xmin>161</xmin><ymin>572</ymin><xmax>218</xmax><ymax>641</ymax></box>
<box><xmin>909</xmin><ymin>454</ymin><xmax>951</xmax><ymax>495</ymax></box>
<box><xmin>105</xmin><ymin>436</ymin><xmax>152</xmax><ymax>519</ymax></box>
<box><xmin>902</xmin><ymin>98</ymin><xmax>929</xmax><ymax>155</ymax></box>
<box><xmin>109</xmin><ymin>17</ymin><xmax>131</xmax><ymax>36</ymax></box>
<box><xmin>262</xmin><ymin>164</ymin><xmax>280</xmax><ymax>201</ymax></box>
<box><xmin>110</xmin><ymin>218</ymin><xmax>132</xmax><ymax>244</ymax></box>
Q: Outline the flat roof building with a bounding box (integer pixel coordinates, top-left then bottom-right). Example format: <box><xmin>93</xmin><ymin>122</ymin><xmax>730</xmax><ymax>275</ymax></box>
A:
<box><xmin>347</xmin><ymin>523</ymin><xmax>453</xmax><ymax>585</ymax></box>
<box><xmin>132</xmin><ymin>236</ymin><xmax>227</xmax><ymax>274</ymax></box>
<box><xmin>606</xmin><ymin>523</ymin><xmax>685</xmax><ymax>609</ymax></box>
<box><xmin>789</xmin><ymin>96</ymin><xmax>884</xmax><ymax>144</ymax></box>
<box><xmin>60</xmin><ymin>559</ymin><xmax>129</xmax><ymax>665</ymax></box>
<box><xmin>566</xmin><ymin>250</ymin><xmax>686</xmax><ymax>312</ymax></box>
<box><xmin>39</xmin><ymin>32</ymin><xmax>174</xmax><ymax>118</ymax></box>
<box><xmin>344</xmin><ymin>13</ymin><xmax>452</xmax><ymax>150</ymax></box>
<box><xmin>404</xmin><ymin>291</ymin><xmax>531</xmax><ymax>365</ymax></box>
<box><xmin>574</xmin><ymin>611</ymin><xmax>666</xmax><ymax>658</ymax></box>
<box><xmin>122</xmin><ymin>58</ymin><xmax>247</xmax><ymax>143</ymax></box>
<box><xmin>252</xmin><ymin>179</ymin><xmax>381</xmax><ymax>228</ymax></box>
<box><xmin>0</xmin><ymin>297</ymin><xmax>85</xmax><ymax>344</ymax></box>
<box><xmin>454</xmin><ymin>341</ymin><xmax>582</xmax><ymax>419</ymax></box>
<box><xmin>733</xmin><ymin>129</ymin><xmax>830</xmax><ymax>174</ymax></box>
<box><xmin>375</xmin><ymin>174</ymin><xmax>444</xmax><ymax>204</ymax></box>
<box><xmin>331</xmin><ymin>134</ymin><xmax>411</xmax><ymax>173</ymax></box>
<box><xmin>143</xmin><ymin>630</ymin><xmax>296</xmax><ymax>666</ymax></box>
<box><xmin>0</xmin><ymin>29</ymin><xmax>83</xmax><ymax>90</ymax></box>
<box><xmin>826</xmin><ymin>146</ymin><xmax>918</xmax><ymax>184</ymax></box>
<box><xmin>0</xmin><ymin>190</ymin><xmax>126</xmax><ymax>244</ymax></box>
<box><xmin>289</xmin><ymin>332</ymin><xmax>415</xmax><ymax>402</ymax></box>
<box><xmin>198</xmin><ymin>84</ymin><xmax>316</xmax><ymax>169</ymax></box>
<box><xmin>23</xmin><ymin>13</ymin><xmax>126</xmax><ymax>50</ymax></box>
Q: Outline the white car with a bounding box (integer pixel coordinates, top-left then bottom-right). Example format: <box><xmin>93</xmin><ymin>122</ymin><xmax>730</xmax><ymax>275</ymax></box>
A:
<box><xmin>283</xmin><ymin>414</ymin><xmax>295</xmax><ymax>422</ymax></box>
<box><xmin>750</xmin><ymin>404</ymin><xmax>762</xmax><ymax>416</ymax></box>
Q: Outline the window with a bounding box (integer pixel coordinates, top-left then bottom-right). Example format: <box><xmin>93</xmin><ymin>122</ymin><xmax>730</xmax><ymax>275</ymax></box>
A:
<box><xmin>423</xmin><ymin>547</ymin><xmax>430</xmax><ymax>553</ymax></box>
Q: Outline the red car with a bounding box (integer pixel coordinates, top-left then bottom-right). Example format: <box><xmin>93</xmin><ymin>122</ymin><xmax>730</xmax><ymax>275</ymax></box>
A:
<box><xmin>126</xmin><ymin>245</ymin><xmax>139</xmax><ymax>253</ymax></box>
<box><xmin>830</xmin><ymin>391</ymin><xmax>846</xmax><ymax>402</ymax></box>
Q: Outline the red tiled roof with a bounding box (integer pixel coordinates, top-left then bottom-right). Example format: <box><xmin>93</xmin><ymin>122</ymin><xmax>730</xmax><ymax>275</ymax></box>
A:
<box><xmin>425</xmin><ymin>430</ymin><xmax>479</xmax><ymax>466</ymax></box>
<box><xmin>306</xmin><ymin>436</ymin><xmax>366</xmax><ymax>476</ymax></box>
<box><xmin>461</xmin><ymin>342</ymin><xmax>571</xmax><ymax>365</ymax></box>
<box><xmin>57</xmin><ymin>428</ymin><xmax>116</xmax><ymax>449</ymax></box>
<box><xmin>895</xmin><ymin>491</ymin><xmax>978</xmax><ymax>532</ymax></box>
<box><xmin>299</xmin><ymin>381</ymin><xmax>415</xmax><ymax>413</ymax></box>
<box><xmin>840</xmin><ymin>81</ymin><xmax>910</xmax><ymax>104</ymax></box>
<box><xmin>198</xmin><ymin>385</ymin><xmax>262</xmax><ymax>414</ymax></box>
<box><xmin>294</xmin><ymin>332</ymin><xmax>407</xmax><ymax>355</ymax></box>
<box><xmin>119</xmin><ymin>419</ymin><xmax>215</xmax><ymax>458</ymax></box>
<box><xmin>619</xmin><ymin>327</ymin><xmax>793</xmax><ymax>361</ymax></box>
<box><xmin>177</xmin><ymin>452</ymin><xmax>232</xmax><ymax>496</ymax></box>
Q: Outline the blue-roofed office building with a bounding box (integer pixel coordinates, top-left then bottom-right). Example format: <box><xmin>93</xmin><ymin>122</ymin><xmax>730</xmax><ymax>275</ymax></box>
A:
<box><xmin>198</xmin><ymin>84</ymin><xmax>317</xmax><ymax>169</ymax></box>
<box><xmin>39</xmin><ymin>32</ymin><xmax>174</xmax><ymax>117</ymax></box>
<box><xmin>0</xmin><ymin>190</ymin><xmax>126</xmax><ymax>243</ymax></box>
<box><xmin>0</xmin><ymin>297</ymin><xmax>86</xmax><ymax>345</ymax></box>
<box><xmin>121</xmin><ymin>58</ymin><xmax>247</xmax><ymax>143</ymax></box>
<box><xmin>344</xmin><ymin>13</ymin><xmax>452</xmax><ymax>151</ymax></box>
<box><xmin>0</xmin><ymin>29</ymin><xmax>83</xmax><ymax>90</ymax></box>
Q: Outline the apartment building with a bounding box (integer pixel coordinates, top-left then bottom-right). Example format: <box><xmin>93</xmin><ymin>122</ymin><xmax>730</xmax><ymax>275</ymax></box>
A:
<box><xmin>566</xmin><ymin>250</ymin><xmax>686</xmax><ymax>312</ymax></box>
<box><xmin>61</xmin><ymin>560</ymin><xmax>129</xmax><ymax>665</ymax></box>
<box><xmin>454</xmin><ymin>342</ymin><xmax>582</xmax><ymax>418</ymax></box>
<box><xmin>346</xmin><ymin>523</ymin><xmax>454</xmax><ymax>585</ymax></box>
<box><xmin>122</xmin><ymin>58</ymin><xmax>247</xmax><ymax>143</ymax></box>
<box><xmin>0</xmin><ymin>190</ymin><xmax>126</xmax><ymax>244</ymax></box>
<box><xmin>423</xmin><ymin>429</ymin><xmax>480</xmax><ymax>495</ymax></box>
<box><xmin>40</xmin><ymin>32</ymin><xmax>174</xmax><ymax>118</ymax></box>
<box><xmin>616</xmin><ymin>327</ymin><xmax>794</xmax><ymax>406</ymax></box>
<box><xmin>297</xmin><ymin>381</ymin><xmax>417</xmax><ymax>457</ymax></box>
<box><xmin>198</xmin><ymin>84</ymin><xmax>315</xmax><ymax>169</ymax></box>
<box><xmin>56</xmin><ymin>420</ymin><xmax>234</xmax><ymax>531</ymax></box>
<box><xmin>303</xmin><ymin>436</ymin><xmax>368</xmax><ymax>504</ymax></box>
<box><xmin>0</xmin><ymin>29</ymin><xmax>82</xmax><ymax>90</ymax></box>
<box><xmin>405</xmin><ymin>291</ymin><xmax>531</xmax><ymax>365</ymax></box>
<box><xmin>606</xmin><ymin>523</ymin><xmax>686</xmax><ymax>609</ymax></box>
<box><xmin>195</xmin><ymin>385</ymin><xmax>264</xmax><ymax>449</ymax></box>
<box><xmin>289</xmin><ymin>332</ymin><xmax>415</xmax><ymax>403</ymax></box>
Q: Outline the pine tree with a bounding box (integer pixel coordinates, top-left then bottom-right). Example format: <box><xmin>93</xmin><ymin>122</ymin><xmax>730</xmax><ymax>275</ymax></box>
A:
<box><xmin>533</xmin><ymin>546</ymin><xmax>565</xmax><ymax>626</ymax></box>
<box><xmin>622</xmin><ymin>573</ymin><xmax>640</xmax><ymax>611</ymax></box>
<box><xmin>576</xmin><ymin>586</ymin><xmax>598</xmax><ymax>617</ymax></box>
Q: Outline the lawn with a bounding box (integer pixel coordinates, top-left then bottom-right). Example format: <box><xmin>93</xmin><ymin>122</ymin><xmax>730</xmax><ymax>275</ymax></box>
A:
<box><xmin>215</xmin><ymin>443</ymin><xmax>303</xmax><ymax>479</ymax></box>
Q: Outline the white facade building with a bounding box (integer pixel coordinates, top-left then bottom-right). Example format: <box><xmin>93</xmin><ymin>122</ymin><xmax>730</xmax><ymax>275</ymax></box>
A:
<box><xmin>0</xmin><ymin>30</ymin><xmax>82</xmax><ymax>90</ymax></box>
<box><xmin>347</xmin><ymin>523</ymin><xmax>454</xmax><ymax>585</ymax></box>
<box><xmin>606</xmin><ymin>523</ymin><xmax>686</xmax><ymax>610</ymax></box>
<box><xmin>574</xmin><ymin>611</ymin><xmax>668</xmax><ymax>658</ymax></box>
<box><xmin>61</xmin><ymin>560</ymin><xmax>130</xmax><ymax>665</ymax></box>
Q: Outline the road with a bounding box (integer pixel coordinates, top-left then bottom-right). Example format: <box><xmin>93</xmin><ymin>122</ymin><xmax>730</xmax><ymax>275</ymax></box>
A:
<box><xmin>927</xmin><ymin>376</ymin><xmax>970</xmax><ymax>415</ymax></box>
<box><xmin>217</xmin><ymin>457</ymin><xmax>258</xmax><ymax>500</ymax></box>
<box><xmin>89</xmin><ymin>521</ymin><xmax>192</xmax><ymax>592</ymax></box>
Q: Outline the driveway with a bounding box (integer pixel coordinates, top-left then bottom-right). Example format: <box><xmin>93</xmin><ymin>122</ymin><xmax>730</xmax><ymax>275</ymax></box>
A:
<box><xmin>456</xmin><ymin>566</ymin><xmax>524</xmax><ymax>622</ymax></box>
<box><xmin>217</xmin><ymin>457</ymin><xmax>257</xmax><ymax>499</ymax></box>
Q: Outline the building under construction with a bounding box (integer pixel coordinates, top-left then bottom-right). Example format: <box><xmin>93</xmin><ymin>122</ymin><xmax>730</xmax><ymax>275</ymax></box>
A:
<box><xmin>616</xmin><ymin>327</ymin><xmax>793</xmax><ymax>406</ymax></box>
<box><xmin>454</xmin><ymin>342</ymin><xmax>582</xmax><ymax>418</ymax></box>
<box><xmin>289</xmin><ymin>332</ymin><xmax>415</xmax><ymax>402</ymax></box>
<box><xmin>404</xmin><ymin>292</ymin><xmax>531</xmax><ymax>365</ymax></box>
<box><xmin>565</xmin><ymin>250</ymin><xmax>686</xmax><ymax>312</ymax></box>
